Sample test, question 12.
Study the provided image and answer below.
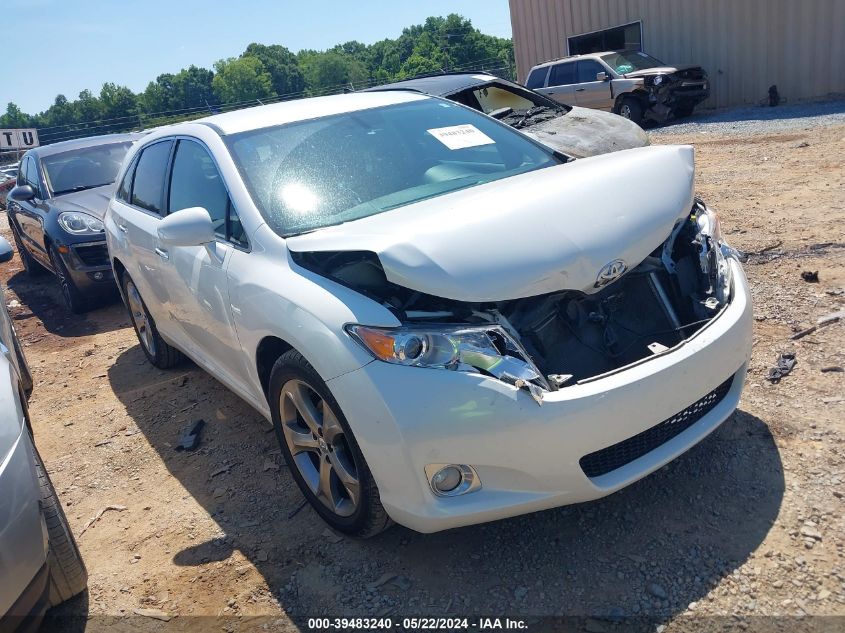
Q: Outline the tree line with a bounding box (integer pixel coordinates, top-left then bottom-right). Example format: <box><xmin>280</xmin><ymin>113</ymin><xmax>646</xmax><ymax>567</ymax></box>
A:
<box><xmin>0</xmin><ymin>15</ymin><xmax>513</xmax><ymax>145</ymax></box>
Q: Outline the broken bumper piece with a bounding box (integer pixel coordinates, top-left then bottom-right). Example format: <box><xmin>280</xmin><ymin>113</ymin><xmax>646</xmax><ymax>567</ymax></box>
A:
<box><xmin>327</xmin><ymin>259</ymin><xmax>752</xmax><ymax>533</ymax></box>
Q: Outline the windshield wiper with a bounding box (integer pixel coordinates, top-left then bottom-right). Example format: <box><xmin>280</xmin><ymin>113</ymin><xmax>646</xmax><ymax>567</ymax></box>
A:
<box><xmin>53</xmin><ymin>182</ymin><xmax>110</xmax><ymax>196</ymax></box>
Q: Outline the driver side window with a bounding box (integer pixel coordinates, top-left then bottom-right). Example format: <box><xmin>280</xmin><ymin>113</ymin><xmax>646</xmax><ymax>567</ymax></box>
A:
<box><xmin>168</xmin><ymin>139</ymin><xmax>246</xmax><ymax>246</ymax></box>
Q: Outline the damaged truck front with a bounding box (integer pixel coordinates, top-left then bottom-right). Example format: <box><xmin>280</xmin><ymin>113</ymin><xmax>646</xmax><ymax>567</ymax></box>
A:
<box><xmin>288</xmin><ymin>145</ymin><xmax>739</xmax><ymax>404</ymax></box>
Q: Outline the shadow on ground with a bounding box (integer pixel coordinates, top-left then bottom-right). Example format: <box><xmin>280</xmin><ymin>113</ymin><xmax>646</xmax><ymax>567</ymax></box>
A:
<box><xmin>3</xmin><ymin>269</ymin><xmax>122</xmax><ymax>338</ymax></box>
<box><xmin>93</xmin><ymin>343</ymin><xmax>783</xmax><ymax>625</ymax></box>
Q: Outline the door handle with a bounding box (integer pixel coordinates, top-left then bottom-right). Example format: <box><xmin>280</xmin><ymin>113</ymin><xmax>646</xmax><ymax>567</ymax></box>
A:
<box><xmin>155</xmin><ymin>247</ymin><xmax>169</xmax><ymax>261</ymax></box>
<box><xmin>575</xmin><ymin>88</ymin><xmax>586</xmax><ymax>91</ymax></box>
<box><xmin>117</xmin><ymin>224</ymin><xmax>128</xmax><ymax>233</ymax></box>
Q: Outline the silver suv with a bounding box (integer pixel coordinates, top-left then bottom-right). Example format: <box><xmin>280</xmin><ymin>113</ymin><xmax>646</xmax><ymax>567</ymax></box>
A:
<box><xmin>527</xmin><ymin>50</ymin><xmax>709</xmax><ymax>124</ymax></box>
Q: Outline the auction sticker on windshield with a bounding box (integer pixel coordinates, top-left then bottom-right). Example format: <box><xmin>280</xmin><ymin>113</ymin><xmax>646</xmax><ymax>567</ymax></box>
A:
<box><xmin>427</xmin><ymin>124</ymin><xmax>495</xmax><ymax>150</ymax></box>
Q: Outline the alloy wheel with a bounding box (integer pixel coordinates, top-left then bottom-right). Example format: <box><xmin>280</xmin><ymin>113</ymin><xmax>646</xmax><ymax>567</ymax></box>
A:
<box><xmin>126</xmin><ymin>280</ymin><xmax>156</xmax><ymax>356</ymax></box>
<box><xmin>279</xmin><ymin>379</ymin><xmax>360</xmax><ymax>517</ymax></box>
<box><xmin>620</xmin><ymin>104</ymin><xmax>632</xmax><ymax>119</ymax></box>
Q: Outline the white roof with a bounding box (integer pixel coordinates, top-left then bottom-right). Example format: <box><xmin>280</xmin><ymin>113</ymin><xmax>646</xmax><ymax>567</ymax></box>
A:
<box><xmin>198</xmin><ymin>91</ymin><xmax>428</xmax><ymax>135</ymax></box>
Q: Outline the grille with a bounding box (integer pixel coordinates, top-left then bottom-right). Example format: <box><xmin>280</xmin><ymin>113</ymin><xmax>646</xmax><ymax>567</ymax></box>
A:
<box><xmin>579</xmin><ymin>376</ymin><xmax>734</xmax><ymax>479</ymax></box>
<box><xmin>74</xmin><ymin>242</ymin><xmax>109</xmax><ymax>267</ymax></box>
<box><xmin>676</xmin><ymin>67</ymin><xmax>706</xmax><ymax>80</ymax></box>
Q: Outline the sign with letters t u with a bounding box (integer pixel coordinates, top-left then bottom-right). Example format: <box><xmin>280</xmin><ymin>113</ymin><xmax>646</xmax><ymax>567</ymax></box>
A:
<box><xmin>0</xmin><ymin>129</ymin><xmax>39</xmax><ymax>150</ymax></box>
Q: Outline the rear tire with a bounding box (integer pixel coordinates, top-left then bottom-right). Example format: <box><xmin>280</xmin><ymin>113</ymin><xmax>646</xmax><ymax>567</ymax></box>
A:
<box><xmin>270</xmin><ymin>350</ymin><xmax>392</xmax><ymax>538</ymax></box>
<box><xmin>10</xmin><ymin>222</ymin><xmax>45</xmax><ymax>277</ymax></box>
<box><xmin>121</xmin><ymin>272</ymin><xmax>183</xmax><ymax>369</ymax></box>
<box><xmin>617</xmin><ymin>96</ymin><xmax>644</xmax><ymax>125</ymax></box>
<box><xmin>49</xmin><ymin>247</ymin><xmax>89</xmax><ymax>314</ymax></box>
<box><xmin>32</xmin><ymin>443</ymin><xmax>88</xmax><ymax>606</ymax></box>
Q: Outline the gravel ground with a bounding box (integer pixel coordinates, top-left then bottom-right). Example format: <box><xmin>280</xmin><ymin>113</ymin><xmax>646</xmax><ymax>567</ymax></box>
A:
<box><xmin>1</xmin><ymin>116</ymin><xmax>843</xmax><ymax>633</ymax></box>
<box><xmin>650</xmin><ymin>98</ymin><xmax>845</xmax><ymax>136</ymax></box>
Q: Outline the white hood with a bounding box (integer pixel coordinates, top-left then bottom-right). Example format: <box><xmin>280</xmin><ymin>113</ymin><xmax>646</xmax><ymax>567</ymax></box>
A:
<box><xmin>286</xmin><ymin>145</ymin><xmax>695</xmax><ymax>302</ymax></box>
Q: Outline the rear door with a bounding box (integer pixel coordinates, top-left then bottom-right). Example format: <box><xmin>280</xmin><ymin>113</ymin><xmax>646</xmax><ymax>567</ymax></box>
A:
<box><xmin>573</xmin><ymin>60</ymin><xmax>614</xmax><ymax>110</ymax></box>
<box><xmin>110</xmin><ymin>140</ymin><xmax>180</xmax><ymax>341</ymax></box>
<box><xmin>536</xmin><ymin>61</ymin><xmax>577</xmax><ymax>105</ymax></box>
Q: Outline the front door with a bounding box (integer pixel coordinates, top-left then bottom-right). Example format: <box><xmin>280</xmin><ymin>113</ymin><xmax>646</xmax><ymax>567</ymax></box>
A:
<box><xmin>573</xmin><ymin>60</ymin><xmax>614</xmax><ymax>110</ymax></box>
<box><xmin>157</xmin><ymin>138</ymin><xmax>247</xmax><ymax>390</ymax></box>
<box><xmin>8</xmin><ymin>156</ymin><xmax>50</xmax><ymax>268</ymax></box>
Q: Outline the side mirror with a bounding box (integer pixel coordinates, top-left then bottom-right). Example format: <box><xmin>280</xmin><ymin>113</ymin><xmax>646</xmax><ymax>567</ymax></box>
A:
<box><xmin>8</xmin><ymin>185</ymin><xmax>35</xmax><ymax>202</ymax></box>
<box><xmin>157</xmin><ymin>207</ymin><xmax>215</xmax><ymax>247</ymax></box>
<box><xmin>0</xmin><ymin>236</ymin><xmax>13</xmax><ymax>264</ymax></box>
<box><xmin>596</xmin><ymin>72</ymin><xmax>609</xmax><ymax>82</ymax></box>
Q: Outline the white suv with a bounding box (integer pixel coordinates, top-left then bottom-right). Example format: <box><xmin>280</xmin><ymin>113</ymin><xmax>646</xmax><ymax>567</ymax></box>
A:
<box><xmin>105</xmin><ymin>91</ymin><xmax>751</xmax><ymax>536</ymax></box>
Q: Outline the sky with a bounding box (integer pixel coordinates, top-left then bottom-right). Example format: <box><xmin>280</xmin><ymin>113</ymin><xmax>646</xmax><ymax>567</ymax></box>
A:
<box><xmin>1</xmin><ymin>0</ymin><xmax>513</xmax><ymax>114</ymax></box>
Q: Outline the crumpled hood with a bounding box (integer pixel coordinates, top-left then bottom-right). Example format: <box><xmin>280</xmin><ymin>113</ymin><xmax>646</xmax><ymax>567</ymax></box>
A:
<box><xmin>522</xmin><ymin>106</ymin><xmax>649</xmax><ymax>158</ymax></box>
<box><xmin>287</xmin><ymin>145</ymin><xmax>695</xmax><ymax>302</ymax></box>
<box><xmin>624</xmin><ymin>64</ymin><xmax>698</xmax><ymax>78</ymax></box>
<box><xmin>51</xmin><ymin>184</ymin><xmax>115</xmax><ymax>220</ymax></box>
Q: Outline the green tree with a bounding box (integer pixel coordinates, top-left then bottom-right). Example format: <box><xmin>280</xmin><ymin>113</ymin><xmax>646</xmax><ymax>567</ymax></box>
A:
<box><xmin>212</xmin><ymin>57</ymin><xmax>273</xmax><ymax>104</ymax></box>
<box><xmin>42</xmin><ymin>94</ymin><xmax>76</xmax><ymax>128</ymax></box>
<box><xmin>75</xmin><ymin>89</ymin><xmax>103</xmax><ymax>123</ymax></box>
<box><xmin>0</xmin><ymin>102</ymin><xmax>32</xmax><ymax>127</ymax></box>
<box><xmin>242</xmin><ymin>43</ymin><xmax>304</xmax><ymax>97</ymax></box>
<box><xmin>99</xmin><ymin>82</ymin><xmax>138</xmax><ymax>123</ymax></box>
<box><xmin>299</xmin><ymin>51</ymin><xmax>367</xmax><ymax>94</ymax></box>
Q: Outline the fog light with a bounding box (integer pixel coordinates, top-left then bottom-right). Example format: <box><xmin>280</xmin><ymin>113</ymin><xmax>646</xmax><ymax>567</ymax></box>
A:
<box><xmin>425</xmin><ymin>463</ymin><xmax>481</xmax><ymax>497</ymax></box>
<box><xmin>93</xmin><ymin>271</ymin><xmax>104</xmax><ymax>281</ymax></box>
<box><xmin>432</xmin><ymin>466</ymin><xmax>462</xmax><ymax>492</ymax></box>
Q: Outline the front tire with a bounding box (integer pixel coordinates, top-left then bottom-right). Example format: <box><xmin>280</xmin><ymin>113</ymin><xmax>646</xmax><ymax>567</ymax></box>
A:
<box><xmin>617</xmin><ymin>96</ymin><xmax>644</xmax><ymax>125</ymax></box>
<box><xmin>49</xmin><ymin>247</ymin><xmax>88</xmax><ymax>314</ymax></box>
<box><xmin>121</xmin><ymin>273</ymin><xmax>183</xmax><ymax>369</ymax></box>
<box><xmin>270</xmin><ymin>350</ymin><xmax>391</xmax><ymax>537</ymax></box>
<box><xmin>32</xmin><ymin>443</ymin><xmax>88</xmax><ymax>606</ymax></box>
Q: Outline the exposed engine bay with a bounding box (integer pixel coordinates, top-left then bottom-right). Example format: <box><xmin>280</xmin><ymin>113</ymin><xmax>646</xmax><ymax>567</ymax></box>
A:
<box><xmin>293</xmin><ymin>199</ymin><xmax>735</xmax><ymax>403</ymax></box>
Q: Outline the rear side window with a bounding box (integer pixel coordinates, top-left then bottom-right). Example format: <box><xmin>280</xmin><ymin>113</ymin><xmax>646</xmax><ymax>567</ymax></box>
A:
<box><xmin>525</xmin><ymin>67</ymin><xmax>548</xmax><ymax>89</ymax></box>
<box><xmin>130</xmin><ymin>141</ymin><xmax>173</xmax><ymax>214</ymax></box>
<box><xmin>577</xmin><ymin>60</ymin><xmax>607</xmax><ymax>83</ymax></box>
<box><xmin>24</xmin><ymin>157</ymin><xmax>41</xmax><ymax>197</ymax></box>
<box><xmin>168</xmin><ymin>139</ymin><xmax>247</xmax><ymax>247</ymax></box>
<box><xmin>548</xmin><ymin>62</ymin><xmax>576</xmax><ymax>87</ymax></box>
<box><xmin>116</xmin><ymin>156</ymin><xmax>138</xmax><ymax>203</ymax></box>
<box><xmin>17</xmin><ymin>156</ymin><xmax>30</xmax><ymax>187</ymax></box>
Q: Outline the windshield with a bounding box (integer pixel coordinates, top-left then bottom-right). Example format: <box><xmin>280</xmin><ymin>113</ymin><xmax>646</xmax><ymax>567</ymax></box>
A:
<box><xmin>225</xmin><ymin>98</ymin><xmax>560</xmax><ymax>236</ymax></box>
<box><xmin>600</xmin><ymin>51</ymin><xmax>666</xmax><ymax>74</ymax></box>
<box><xmin>42</xmin><ymin>141</ymin><xmax>133</xmax><ymax>196</ymax></box>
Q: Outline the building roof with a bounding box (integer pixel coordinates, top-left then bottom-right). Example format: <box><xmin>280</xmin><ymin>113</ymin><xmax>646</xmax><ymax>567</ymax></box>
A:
<box><xmin>31</xmin><ymin>132</ymin><xmax>144</xmax><ymax>158</ymax></box>
<box><xmin>197</xmin><ymin>91</ymin><xmax>428</xmax><ymax>135</ymax></box>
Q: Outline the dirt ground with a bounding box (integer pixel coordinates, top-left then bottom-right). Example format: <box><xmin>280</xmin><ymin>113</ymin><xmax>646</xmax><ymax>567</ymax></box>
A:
<box><xmin>1</xmin><ymin>122</ymin><xmax>844</xmax><ymax>632</ymax></box>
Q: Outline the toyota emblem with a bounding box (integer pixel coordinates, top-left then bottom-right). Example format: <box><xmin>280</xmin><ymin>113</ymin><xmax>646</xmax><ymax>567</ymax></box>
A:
<box><xmin>595</xmin><ymin>259</ymin><xmax>628</xmax><ymax>288</ymax></box>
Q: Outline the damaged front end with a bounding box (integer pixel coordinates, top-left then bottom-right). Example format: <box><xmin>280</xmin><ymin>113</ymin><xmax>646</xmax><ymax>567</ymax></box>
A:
<box><xmin>294</xmin><ymin>199</ymin><xmax>736</xmax><ymax>405</ymax></box>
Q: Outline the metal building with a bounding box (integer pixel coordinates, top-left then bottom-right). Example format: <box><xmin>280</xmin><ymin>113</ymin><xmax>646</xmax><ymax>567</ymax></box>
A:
<box><xmin>508</xmin><ymin>0</ymin><xmax>845</xmax><ymax>108</ymax></box>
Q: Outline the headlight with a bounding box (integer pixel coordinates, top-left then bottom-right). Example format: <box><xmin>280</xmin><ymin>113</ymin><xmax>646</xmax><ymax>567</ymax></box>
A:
<box><xmin>652</xmin><ymin>74</ymin><xmax>664</xmax><ymax>86</ymax></box>
<box><xmin>58</xmin><ymin>212</ymin><xmax>104</xmax><ymax>235</ymax></box>
<box><xmin>693</xmin><ymin>203</ymin><xmax>732</xmax><ymax>301</ymax></box>
<box><xmin>346</xmin><ymin>323</ymin><xmax>547</xmax><ymax>402</ymax></box>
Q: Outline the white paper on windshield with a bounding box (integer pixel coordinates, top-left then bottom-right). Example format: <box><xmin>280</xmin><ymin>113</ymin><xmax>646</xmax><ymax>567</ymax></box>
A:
<box><xmin>427</xmin><ymin>124</ymin><xmax>495</xmax><ymax>150</ymax></box>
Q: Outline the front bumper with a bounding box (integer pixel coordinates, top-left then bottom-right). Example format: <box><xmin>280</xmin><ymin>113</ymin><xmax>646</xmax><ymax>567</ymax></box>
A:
<box><xmin>57</xmin><ymin>240</ymin><xmax>115</xmax><ymax>295</ymax></box>
<box><xmin>328</xmin><ymin>259</ymin><xmax>753</xmax><ymax>533</ymax></box>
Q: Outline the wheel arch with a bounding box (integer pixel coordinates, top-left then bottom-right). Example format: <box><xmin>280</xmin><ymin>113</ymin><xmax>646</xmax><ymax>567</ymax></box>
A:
<box><xmin>255</xmin><ymin>335</ymin><xmax>294</xmax><ymax>401</ymax></box>
<box><xmin>111</xmin><ymin>256</ymin><xmax>128</xmax><ymax>305</ymax></box>
<box><xmin>614</xmin><ymin>90</ymin><xmax>649</xmax><ymax>112</ymax></box>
